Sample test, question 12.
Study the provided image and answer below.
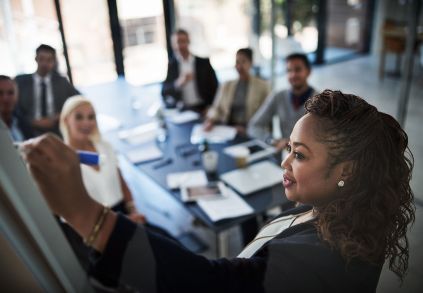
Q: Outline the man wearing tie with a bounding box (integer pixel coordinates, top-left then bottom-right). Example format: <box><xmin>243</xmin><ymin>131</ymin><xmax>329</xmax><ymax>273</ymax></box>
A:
<box><xmin>15</xmin><ymin>44</ymin><xmax>79</xmax><ymax>136</ymax></box>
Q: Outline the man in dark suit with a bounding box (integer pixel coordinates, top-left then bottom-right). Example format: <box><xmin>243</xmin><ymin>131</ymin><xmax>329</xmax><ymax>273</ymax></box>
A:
<box><xmin>15</xmin><ymin>44</ymin><xmax>79</xmax><ymax>136</ymax></box>
<box><xmin>0</xmin><ymin>75</ymin><xmax>33</xmax><ymax>141</ymax></box>
<box><xmin>161</xmin><ymin>29</ymin><xmax>218</xmax><ymax>113</ymax></box>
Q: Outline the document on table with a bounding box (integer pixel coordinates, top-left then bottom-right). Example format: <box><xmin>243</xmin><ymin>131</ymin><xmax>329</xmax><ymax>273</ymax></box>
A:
<box><xmin>166</xmin><ymin>170</ymin><xmax>208</xmax><ymax>189</ymax></box>
<box><xmin>197</xmin><ymin>185</ymin><xmax>254</xmax><ymax>222</ymax></box>
<box><xmin>96</xmin><ymin>114</ymin><xmax>122</xmax><ymax>132</ymax></box>
<box><xmin>190</xmin><ymin>124</ymin><xmax>237</xmax><ymax>144</ymax></box>
<box><xmin>168</xmin><ymin>111</ymin><xmax>200</xmax><ymax>124</ymax></box>
<box><xmin>126</xmin><ymin>143</ymin><xmax>163</xmax><ymax>164</ymax></box>
<box><xmin>118</xmin><ymin>122</ymin><xmax>158</xmax><ymax>145</ymax></box>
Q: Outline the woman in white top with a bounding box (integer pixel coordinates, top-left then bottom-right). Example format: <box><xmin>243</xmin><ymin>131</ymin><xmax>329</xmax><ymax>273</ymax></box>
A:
<box><xmin>60</xmin><ymin>95</ymin><xmax>145</xmax><ymax>222</ymax></box>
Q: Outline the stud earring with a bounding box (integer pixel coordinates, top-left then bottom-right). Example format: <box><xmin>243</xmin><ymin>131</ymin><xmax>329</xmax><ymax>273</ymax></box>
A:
<box><xmin>338</xmin><ymin>180</ymin><xmax>345</xmax><ymax>188</ymax></box>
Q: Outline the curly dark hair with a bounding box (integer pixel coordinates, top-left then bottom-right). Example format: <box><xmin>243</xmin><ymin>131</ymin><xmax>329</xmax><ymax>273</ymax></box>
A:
<box><xmin>304</xmin><ymin>89</ymin><xmax>415</xmax><ymax>282</ymax></box>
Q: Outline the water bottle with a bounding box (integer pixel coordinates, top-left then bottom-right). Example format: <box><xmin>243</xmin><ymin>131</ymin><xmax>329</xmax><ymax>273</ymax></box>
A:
<box><xmin>156</xmin><ymin>108</ymin><xmax>167</xmax><ymax>143</ymax></box>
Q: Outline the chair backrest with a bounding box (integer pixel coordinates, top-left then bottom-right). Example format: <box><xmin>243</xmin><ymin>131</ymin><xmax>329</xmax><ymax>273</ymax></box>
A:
<box><xmin>382</xmin><ymin>19</ymin><xmax>406</xmax><ymax>53</ymax></box>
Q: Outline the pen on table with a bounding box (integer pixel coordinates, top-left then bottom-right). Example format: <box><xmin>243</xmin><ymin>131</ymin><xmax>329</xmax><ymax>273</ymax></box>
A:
<box><xmin>180</xmin><ymin>148</ymin><xmax>198</xmax><ymax>157</ymax></box>
<box><xmin>14</xmin><ymin>142</ymin><xmax>105</xmax><ymax>166</ymax></box>
<box><xmin>153</xmin><ymin>158</ymin><xmax>173</xmax><ymax>169</ymax></box>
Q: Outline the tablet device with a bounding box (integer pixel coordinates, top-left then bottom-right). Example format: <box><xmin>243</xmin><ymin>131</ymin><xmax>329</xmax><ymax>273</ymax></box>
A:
<box><xmin>181</xmin><ymin>181</ymin><xmax>225</xmax><ymax>202</ymax></box>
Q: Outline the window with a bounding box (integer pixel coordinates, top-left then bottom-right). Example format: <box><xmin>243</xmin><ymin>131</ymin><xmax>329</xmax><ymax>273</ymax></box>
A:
<box><xmin>117</xmin><ymin>0</ymin><xmax>168</xmax><ymax>86</ymax></box>
<box><xmin>0</xmin><ymin>0</ymin><xmax>66</xmax><ymax>77</ymax></box>
<box><xmin>59</xmin><ymin>0</ymin><xmax>117</xmax><ymax>86</ymax></box>
<box><xmin>290</xmin><ymin>0</ymin><xmax>319</xmax><ymax>54</ymax></box>
<box><xmin>325</xmin><ymin>0</ymin><xmax>370</xmax><ymax>61</ymax></box>
<box><xmin>123</xmin><ymin>17</ymin><xmax>157</xmax><ymax>46</ymax></box>
<box><xmin>174</xmin><ymin>0</ymin><xmax>253</xmax><ymax>80</ymax></box>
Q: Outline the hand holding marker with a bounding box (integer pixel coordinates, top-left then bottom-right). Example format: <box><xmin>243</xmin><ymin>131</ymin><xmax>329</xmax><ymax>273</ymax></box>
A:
<box><xmin>15</xmin><ymin>142</ymin><xmax>105</xmax><ymax>166</ymax></box>
<box><xmin>76</xmin><ymin>150</ymin><xmax>105</xmax><ymax>165</ymax></box>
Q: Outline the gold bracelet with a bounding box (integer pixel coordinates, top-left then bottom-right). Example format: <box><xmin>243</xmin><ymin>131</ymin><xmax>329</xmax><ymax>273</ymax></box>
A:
<box><xmin>125</xmin><ymin>201</ymin><xmax>136</xmax><ymax>212</ymax></box>
<box><xmin>84</xmin><ymin>206</ymin><xmax>110</xmax><ymax>247</ymax></box>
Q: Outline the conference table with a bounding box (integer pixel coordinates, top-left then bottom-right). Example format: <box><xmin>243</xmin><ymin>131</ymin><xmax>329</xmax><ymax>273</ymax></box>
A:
<box><xmin>131</xmin><ymin>119</ymin><xmax>290</xmax><ymax>256</ymax></box>
<box><xmin>137</xmin><ymin>120</ymin><xmax>286</xmax><ymax>228</ymax></box>
<box><xmin>84</xmin><ymin>80</ymin><xmax>289</xmax><ymax>257</ymax></box>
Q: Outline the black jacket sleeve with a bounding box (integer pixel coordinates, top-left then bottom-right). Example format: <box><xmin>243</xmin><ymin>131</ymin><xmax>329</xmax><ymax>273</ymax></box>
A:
<box><xmin>161</xmin><ymin>58</ymin><xmax>182</xmax><ymax>107</ymax></box>
<box><xmin>90</xmin><ymin>207</ymin><xmax>382</xmax><ymax>293</ymax></box>
<box><xmin>195</xmin><ymin>57</ymin><xmax>218</xmax><ymax>106</ymax></box>
<box><xmin>91</xmin><ymin>215</ymin><xmax>266</xmax><ymax>293</ymax></box>
<box><xmin>14</xmin><ymin>109</ymin><xmax>35</xmax><ymax>139</ymax></box>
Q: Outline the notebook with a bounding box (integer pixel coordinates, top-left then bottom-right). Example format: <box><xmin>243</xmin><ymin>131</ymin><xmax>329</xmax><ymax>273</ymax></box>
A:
<box><xmin>126</xmin><ymin>143</ymin><xmax>163</xmax><ymax>164</ymax></box>
<box><xmin>166</xmin><ymin>170</ymin><xmax>208</xmax><ymax>190</ymax></box>
<box><xmin>190</xmin><ymin>124</ymin><xmax>237</xmax><ymax>144</ymax></box>
<box><xmin>197</xmin><ymin>184</ymin><xmax>253</xmax><ymax>222</ymax></box>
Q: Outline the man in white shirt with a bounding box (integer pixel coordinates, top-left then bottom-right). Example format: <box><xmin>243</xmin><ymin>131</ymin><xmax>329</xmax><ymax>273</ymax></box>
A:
<box><xmin>15</xmin><ymin>44</ymin><xmax>79</xmax><ymax>136</ymax></box>
<box><xmin>162</xmin><ymin>29</ymin><xmax>218</xmax><ymax>113</ymax></box>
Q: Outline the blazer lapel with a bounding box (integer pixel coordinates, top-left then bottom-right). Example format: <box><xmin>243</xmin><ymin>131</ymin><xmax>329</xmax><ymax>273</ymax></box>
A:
<box><xmin>222</xmin><ymin>80</ymin><xmax>237</xmax><ymax>122</ymax></box>
<box><xmin>25</xmin><ymin>76</ymin><xmax>35</xmax><ymax>118</ymax></box>
<box><xmin>245</xmin><ymin>77</ymin><xmax>257</xmax><ymax>120</ymax></box>
<box><xmin>51</xmin><ymin>74</ymin><xmax>60</xmax><ymax>112</ymax></box>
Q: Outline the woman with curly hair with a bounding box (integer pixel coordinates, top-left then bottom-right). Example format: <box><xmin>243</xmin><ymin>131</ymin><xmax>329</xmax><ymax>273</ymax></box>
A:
<box><xmin>24</xmin><ymin>90</ymin><xmax>415</xmax><ymax>292</ymax></box>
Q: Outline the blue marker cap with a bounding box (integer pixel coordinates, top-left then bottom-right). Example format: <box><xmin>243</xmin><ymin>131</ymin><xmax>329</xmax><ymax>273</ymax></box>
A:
<box><xmin>77</xmin><ymin>150</ymin><xmax>105</xmax><ymax>166</ymax></box>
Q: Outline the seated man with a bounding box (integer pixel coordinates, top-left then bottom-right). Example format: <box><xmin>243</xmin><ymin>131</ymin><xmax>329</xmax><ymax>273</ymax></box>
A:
<box><xmin>247</xmin><ymin>53</ymin><xmax>318</xmax><ymax>150</ymax></box>
<box><xmin>0</xmin><ymin>75</ymin><xmax>33</xmax><ymax>141</ymax></box>
<box><xmin>161</xmin><ymin>29</ymin><xmax>218</xmax><ymax>113</ymax></box>
<box><xmin>15</xmin><ymin>44</ymin><xmax>80</xmax><ymax>136</ymax></box>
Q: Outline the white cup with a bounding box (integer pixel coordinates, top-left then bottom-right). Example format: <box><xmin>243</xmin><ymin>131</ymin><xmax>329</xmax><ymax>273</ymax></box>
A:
<box><xmin>202</xmin><ymin>151</ymin><xmax>219</xmax><ymax>173</ymax></box>
<box><xmin>232</xmin><ymin>146</ymin><xmax>250</xmax><ymax>168</ymax></box>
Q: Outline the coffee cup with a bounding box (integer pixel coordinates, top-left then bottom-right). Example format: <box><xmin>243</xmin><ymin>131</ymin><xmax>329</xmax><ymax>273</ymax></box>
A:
<box><xmin>232</xmin><ymin>146</ymin><xmax>250</xmax><ymax>168</ymax></box>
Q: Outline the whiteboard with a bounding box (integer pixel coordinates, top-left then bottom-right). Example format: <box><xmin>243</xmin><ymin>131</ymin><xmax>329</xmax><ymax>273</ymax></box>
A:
<box><xmin>0</xmin><ymin>120</ymin><xmax>92</xmax><ymax>292</ymax></box>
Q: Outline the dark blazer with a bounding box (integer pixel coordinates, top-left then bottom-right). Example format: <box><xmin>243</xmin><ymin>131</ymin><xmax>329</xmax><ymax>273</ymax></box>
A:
<box><xmin>90</xmin><ymin>205</ymin><xmax>382</xmax><ymax>293</ymax></box>
<box><xmin>13</xmin><ymin>108</ymin><xmax>34</xmax><ymax>139</ymax></box>
<box><xmin>161</xmin><ymin>56</ymin><xmax>218</xmax><ymax>109</ymax></box>
<box><xmin>15</xmin><ymin>72</ymin><xmax>79</xmax><ymax>135</ymax></box>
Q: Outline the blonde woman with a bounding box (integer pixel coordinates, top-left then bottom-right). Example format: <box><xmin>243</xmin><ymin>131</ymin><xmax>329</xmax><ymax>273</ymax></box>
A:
<box><xmin>60</xmin><ymin>95</ymin><xmax>145</xmax><ymax>222</ymax></box>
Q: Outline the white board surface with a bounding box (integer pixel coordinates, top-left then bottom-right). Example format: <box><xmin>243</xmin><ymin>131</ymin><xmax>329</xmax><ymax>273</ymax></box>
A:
<box><xmin>0</xmin><ymin>120</ymin><xmax>92</xmax><ymax>292</ymax></box>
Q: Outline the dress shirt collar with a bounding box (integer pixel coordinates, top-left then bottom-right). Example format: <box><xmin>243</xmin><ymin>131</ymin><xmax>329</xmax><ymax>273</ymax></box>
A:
<box><xmin>175</xmin><ymin>52</ymin><xmax>194</xmax><ymax>65</ymax></box>
<box><xmin>289</xmin><ymin>86</ymin><xmax>313</xmax><ymax>110</ymax></box>
<box><xmin>34</xmin><ymin>72</ymin><xmax>52</xmax><ymax>84</ymax></box>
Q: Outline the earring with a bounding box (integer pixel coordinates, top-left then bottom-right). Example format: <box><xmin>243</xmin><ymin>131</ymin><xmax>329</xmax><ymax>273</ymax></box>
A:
<box><xmin>338</xmin><ymin>180</ymin><xmax>345</xmax><ymax>188</ymax></box>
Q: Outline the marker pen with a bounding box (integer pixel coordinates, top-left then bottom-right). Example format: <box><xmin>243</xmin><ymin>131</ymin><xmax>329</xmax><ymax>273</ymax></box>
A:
<box><xmin>77</xmin><ymin>150</ymin><xmax>105</xmax><ymax>166</ymax></box>
<box><xmin>14</xmin><ymin>143</ymin><xmax>105</xmax><ymax>166</ymax></box>
<box><xmin>153</xmin><ymin>158</ymin><xmax>173</xmax><ymax>169</ymax></box>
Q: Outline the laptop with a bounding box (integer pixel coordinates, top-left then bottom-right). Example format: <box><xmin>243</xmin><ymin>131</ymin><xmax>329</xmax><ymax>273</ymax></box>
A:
<box><xmin>220</xmin><ymin>161</ymin><xmax>283</xmax><ymax>195</ymax></box>
<box><xmin>223</xmin><ymin>139</ymin><xmax>276</xmax><ymax>163</ymax></box>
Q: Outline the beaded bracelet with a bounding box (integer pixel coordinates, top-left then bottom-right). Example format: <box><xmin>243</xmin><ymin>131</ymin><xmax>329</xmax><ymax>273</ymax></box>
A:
<box><xmin>84</xmin><ymin>206</ymin><xmax>110</xmax><ymax>247</ymax></box>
